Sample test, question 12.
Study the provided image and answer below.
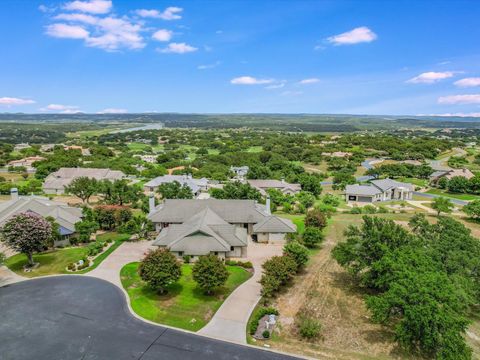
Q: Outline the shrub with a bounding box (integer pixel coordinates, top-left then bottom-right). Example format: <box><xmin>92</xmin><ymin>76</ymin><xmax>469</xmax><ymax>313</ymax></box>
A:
<box><xmin>363</xmin><ymin>205</ymin><xmax>377</xmax><ymax>214</ymax></box>
<box><xmin>249</xmin><ymin>307</ymin><xmax>279</xmax><ymax>335</ymax></box>
<box><xmin>260</xmin><ymin>255</ymin><xmax>297</xmax><ymax>298</ymax></box>
<box><xmin>183</xmin><ymin>255</ymin><xmax>191</xmax><ymax>263</ymax></box>
<box><xmin>297</xmin><ymin>313</ymin><xmax>322</xmax><ymax>340</ymax></box>
<box><xmin>283</xmin><ymin>241</ymin><xmax>309</xmax><ymax>271</ymax></box>
<box><xmin>262</xmin><ymin>330</ymin><xmax>270</xmax><ymax>339</ymax></box>
<box><xmin>302</xmin><ymin>227</ymin><xmax>325</xmax><ymax>248</ymax></box>
<box><xmin>349</xmin><ymin>206</ymin><xmax>362</xmax><ymax>214</ymax></box>
<box><xmin>305</xmin><ymin>209</ymin><xmax>328</xmax><ymax>229</ymax></box>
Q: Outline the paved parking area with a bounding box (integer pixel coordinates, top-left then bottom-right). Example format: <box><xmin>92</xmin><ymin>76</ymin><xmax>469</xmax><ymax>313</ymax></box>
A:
<box><xmin>0</xmin><ymin>276</ymin><xmax>299</xmax><ymax>360</ymax></box>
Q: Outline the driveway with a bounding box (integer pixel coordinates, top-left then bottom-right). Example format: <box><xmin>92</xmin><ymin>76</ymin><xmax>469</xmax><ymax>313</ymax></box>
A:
<box><xmin>0</xmin><ymin>276</ymin><xmax>299</xmax><ymax>360</ymax></box>
<box><xmin>86</xmin><ymin>239</ymin><xmax>155</xmax><ymax>287</ymax></box>
<box><xmin>199</xmin><ymin>240</ymin><xmax>283</xmax><ymax>344</ymax></box>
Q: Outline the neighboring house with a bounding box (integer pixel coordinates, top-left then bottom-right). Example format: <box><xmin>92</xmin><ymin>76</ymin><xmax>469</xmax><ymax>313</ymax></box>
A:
<box><xmin>43</xmin><ymin>167</ymin><xmax>125</xmax><ymax>195</ymax></box>
<box><xmin>13</xmin><ymin>143</ymin><xmax>31</xmax><ymax>152</ymax></box>
<box><xmin>7</xmin><ymin>156</ymin><xmax>45</xmax><ymax>171</ymax></box>
<box><xmin>430</xmin><ymin>168</ymin><xmax>475</xmax><ymax>184</ymax></box>
<box><xmin>247</xmin><ymin>179</ymin><xmax>301</xmax><ymax>196</ymax></box>
<box><xmin>230</xmin><ymin>166</ymin><xmax>249</xmax><ymax>180</ymax></box>
<box><xmin>0</xmin><ymin>188</ymin><xmax>82</xmax><ymax>245</ymax></box>
<box><xmin>40</xmin><ymin>144</ymin><xmax>55</xmax><ymax>152</ymax></box>
<box><xmin>322</xmin><ymin>151</ymin><xmax>352</xmax><ymax>158</ymax></box>
<box><xmin>135</xmin><ymin>154</ymin><xmax>157</xmax><ymax>164</ymax></box>
<box><xmin>148</xmin><ymin>199</ymin><xmax>296</xmax><ymax>258</ymax></box>
<box><xmin>345</xmin><ymin>179</ymin><xmax>414</xmax><ymax>203</ymax></box>
<box><xmin>143</xmin><ymin>175</ymin><xmax>209</xmax><ymax>196</ymax></box>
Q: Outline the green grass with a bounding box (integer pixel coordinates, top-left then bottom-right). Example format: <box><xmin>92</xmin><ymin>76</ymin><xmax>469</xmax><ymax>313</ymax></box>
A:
<box><xmin>246</xmin><ymin>146</ymin><xmax>263</xmax><ymax>153</ymax></box>
<box><xmin>121</xmin><ymin>262</ymin><xmax>252</xmax><ymax>331</ymax></box>
<box><xmin>398</xmin><ymin>177</ymin><xmax>428</xmax><ymax>187</ymax></box>
<box><xmin>426</xmin><ymin>188</ymin><xmax>479</xmax><ymax>201</ymax></box>
<box><xmin>5</xmin><ymin>232</ymin><xmax>130</xmax><ymax>277</ymax></box>
<box><xmin>127</xmin><ymin>142</ymin><xmax>151</xmax><ymax>151</ymax></box>
<box><xmin>5</xmin><ymin>246</ymin><xmax>88</xmax><ymax>278</ymax></box>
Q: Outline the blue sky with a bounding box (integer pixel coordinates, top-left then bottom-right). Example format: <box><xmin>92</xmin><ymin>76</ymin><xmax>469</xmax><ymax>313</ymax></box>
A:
<box><xmin>1</xmin><ymin>0</ymin><xmax>480</xmax><ymax>115</ymax></box>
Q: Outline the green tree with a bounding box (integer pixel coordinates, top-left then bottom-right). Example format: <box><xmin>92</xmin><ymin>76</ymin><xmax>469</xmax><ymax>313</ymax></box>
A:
<box><xmin>463</xmin><ymin>199</ymin><xmax>480</xmax><ymax>219</ymax></box>
<box><xmin>139</xmin><ymin>248</ymin><xmax>182</xmax><ymax>294</ymax></box>
<box><xmin>157</xmin><ymin>181</ymin><xmax>194</xmax><ymax>199</ymax></box>
<box><xmin>298</xmin><ymin>174</ymin><xmax>322</xmax><ymax>196</ymax></box>
<box><xmin>65</xmin><ymin>176</ymin><xmax>98</xmax><ymax>203</ymax></box>
<box><xmin>431</xmin><ymin>196</ymin><xmax>454</xmax><ymax>216</ymax></box>
<box><xmin>210</xmin><ymin>181</ymin><xmax>261</xmax><ymax>201</ymax></box>
<box><xmin>302</xmin><ymin>226</ymin><xmax>325</xmax><ymax>248</ymax></box>
<box><xmin>283</xmin><ymin>241</ymin><xmax>309</xmax><ymax>271</ymax></box>
<box><xmin>260</xmin><ymin>255</ymin><xmax>297</xmax><ymax>298</ymax></box>
<box><xmin>192</xmin><ymin>254</ymin><xmax>229</xmax><ymax>295</ymax></box>
<box><xmin>1</xmin><ymin>213</ymin><xmax>52</xmax><ymax>266</ymax></box>
<box><xmin>304</xmin><ymin>208</ymin><xmax>328</xmax><ymax>229</ymax></box>
<box><xmin>447</xmin><ymin>176</ymin><xmax>469</xmax><ymax>193</ymax></box>
<box><xmin>296</xmin><ymin>191</ymin><xmax>315</xmax><ymax>210</ymax></box>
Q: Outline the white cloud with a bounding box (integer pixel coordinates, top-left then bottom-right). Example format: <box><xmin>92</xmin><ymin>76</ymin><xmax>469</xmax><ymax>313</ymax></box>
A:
<box><xmin>39</xmin><ymin>104</ymin><xmax>80</xmax><ymax>113</ymax></box>
<box><xmin>438</xmin><ymin>94</ymin><xmax>480</xmax><ymax>105</ymax></box>
<box><xmin>420</xmin><ymin>112</ymin><xmax>480</xmax><ymax>117</ymax></box>
<box><xmin>327</xmin><ymin>26</ymin><xmax>377</xmax><ymax>45</ymax></box>
<box><xmin>158</xmin><ymin>42</ymin><xmax>197</xmax><ymax>54</ymax></box>
<box><xmin>407</xmin><ymin>71</ymin><xmax>455</xmax><ymax>84</ymax></box>
<box><xmin>98</xmin><ymin>108</ymin><xmax>128</xmax><ymax>114</ymax></box>
<box><xmin>85</xmin><ymin>17</ymin><xmax>145</xmax><ymax>51</ymax></box>
<box><xmin>0</xmin><ymin>97</ymin><xmax>35</xmax><ymax>105</ymax></box>
<box><xmin>152</xmin><ymin>29</ymin><xmax>173</xmax><ymax>42</ymax></box>
<box><xmin>231</xmin><ymin>76</ymin><xmax>274</xmax><ymax>85</ymax></box>
<box><xmin>454</xmin><ymin>77</ymin><xmax>480</xmax><ymax>88</ymax></box>
<box><xmin>64</xmin><ymin>0</ymin><xmax>112</xmax><ymax>14</ymax></box>
<box><xmin>265</xmin><ymin>83</ymin><xmax>285</xmax><ymax>89</ymax></box>
<box><xmin>299</xmin><ymin>78</ymin><xmax>320</xmax><ymax>84</ymax></box>
<box><xmin>54</xmin><ymin>13</ymin><xmax>99</xmax><ymax>25</ymax></box>
<box><xmin>136</xmin><ymin>7</ymin><xmax>183</xmax><ymax>20</ymax></box>
<box><xmin>197</xmin><ymin>61</ymin><xmax>220</xmax><ymax>70</ymax></box>
<box><xmin>314</xmin><ymin>44</ymin><xmax>325</xmax><ymax>51</ymax></box>
<box><xmin>46</xmin><ymin>23</ymin><xmax>89</xmax><ymax>39</ymax></box>
<box><xmin>281</xmin><ymin>90</ymin><xmax>303</xmax><ymax>96</ymax></box>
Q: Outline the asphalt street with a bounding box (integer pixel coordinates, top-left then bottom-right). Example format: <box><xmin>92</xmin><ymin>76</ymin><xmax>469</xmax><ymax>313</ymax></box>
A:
<box><xmin>0</xmin><ymin>276</ymin><xmax>300</xmax><ymax>360</ymax></box>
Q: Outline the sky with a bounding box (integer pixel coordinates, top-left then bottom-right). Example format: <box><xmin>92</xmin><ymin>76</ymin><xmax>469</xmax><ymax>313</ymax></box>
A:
<box><xmin>1</xmin><ymin>0</ymin><xmax>480</xmax><ymax>115</ymax></box>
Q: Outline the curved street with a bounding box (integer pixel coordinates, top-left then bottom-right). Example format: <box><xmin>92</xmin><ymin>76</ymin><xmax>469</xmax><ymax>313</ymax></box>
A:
<box><xmin>0</xmin><ymin>276</ymin><xmax>299</xmax><ymax>360</ymax></box>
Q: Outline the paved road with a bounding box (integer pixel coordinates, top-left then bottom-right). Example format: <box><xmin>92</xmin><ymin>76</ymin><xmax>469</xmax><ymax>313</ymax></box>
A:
<box><xmin>413</xmin><ymin>191</ymin><xmax>469</xmax><ymax>206</ymax></box>
<box><xmin>0</xmin><ymin>276</ymin><xmax>299</xmax><ymax>360</ymax></box>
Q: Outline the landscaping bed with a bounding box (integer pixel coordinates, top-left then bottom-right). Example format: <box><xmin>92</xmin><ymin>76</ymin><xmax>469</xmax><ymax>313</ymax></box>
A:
<box><xmin>120</xmin><ymin>262</ymin><xmax>252</xmax><ymax>331</ymax></box>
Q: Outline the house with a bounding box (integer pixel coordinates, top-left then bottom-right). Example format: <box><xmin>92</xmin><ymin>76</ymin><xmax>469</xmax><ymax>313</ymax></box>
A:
<box><xmin>135</xmin><ymin>154</ymin><xmax>157</xmax><ymax>164</ymax></box>
<box><xmin>430</xmin><ymin>168</ymin><xmax>475</xmax><ymax>184</ymax></box>
<box><xmin>247</xmin><ymin>179</ymin><xmax>301</xmax><ymax>196</ymax></box>
<box><xmin>143</xmin><ymin>175</ymin><xmax>209</xmax><ymax>196</ymax></box>
<box><xmin>40</xmin><ymin>144</ymin><xmax>55</xmax><ymax>152</ymax></box>
<box><xmin>7</xmin><ymin>156</ymin><xmax>46</xmax><ymax>171</ymax></box>
<box><xmin>43</xmin><ymin>167</ymin><xmax>126</xmax><ymax>195</ymax></box>
<box><xmin>0</xmin><ymin>188</ymin><xmax>82</xmax><ymax>245</ymax></box>
<box><xmin>148</xmin><ymin>198</ymin><xmax>296</xmax><ymax>258</ymax></box>
<box><xmin>345</xmin><ymin>179</ymin><xmax>414</xmax><ymax>203</ymax></box>
<box><xmin>230</xmin><ymin>166</ymin><xmax>249</xmax><ymax>180</ymax></box>
<box><xmin>321</xmin><ymin>151</ymin><xmax>352</xmax><ymax>158</ymax></box>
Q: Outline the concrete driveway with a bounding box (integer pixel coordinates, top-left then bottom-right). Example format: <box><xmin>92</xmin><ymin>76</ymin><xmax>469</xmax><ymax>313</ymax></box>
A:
<box><xmin>0</xmin><ymin>276</ymin><xmax>298</xmax><ymax>360</ymax></box>
<box><xmin>199</xmin><ymin>240</ymin><xmax>283</xmax><ymax>344</ymax></box>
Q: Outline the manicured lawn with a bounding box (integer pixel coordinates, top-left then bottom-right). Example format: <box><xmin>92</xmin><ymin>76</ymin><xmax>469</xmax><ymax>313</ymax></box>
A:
<box><xmin>5</xmin><ymin>232</ymin><xmax>130</xmax><ymax>277</ymax></box>
<box><xmin>127</xmin><ymin>142</ymin><xmax>151</xmax><ymax>151</ymax></box>
<box><xmin>426</xmin><ymin>188</ymin><xmax>479</xmax><ymax>201</ymax></box>
<box><xmin>5</xmin><ymin>246</ymin><xmax>88</xmax><ymax>278</ymax></box>
<box><xmin>246</xmin><ymin>146</ymin><xmax>263</xmax><ymax>153</ymax></box>
<box><xmin>120</xmin><ymin>262</ymin><xmax>252</xmax><ymax>331</ymax></box>
<box><xmin>398</xmin><ymin>177</ymin><xmax>428</xmax><ymax>187</ymax></box>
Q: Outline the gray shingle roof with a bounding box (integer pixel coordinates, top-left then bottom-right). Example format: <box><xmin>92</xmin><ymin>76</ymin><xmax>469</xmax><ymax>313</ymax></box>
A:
<box><xmin>148</xmin><ymin>199</ymin><xmax>270</xmax><ymax>224</ymax></box>
<box><xmin>247</xmin><ymin>179</ymin><xmax>301</xmax><ymax>195</ymax></box>
<box><xmin>345</xmin><ymin>184</ymin><xmax>382</xmax><ymax>196</ymax></box>
<box><xmin>346</xmin><ymin>179</ymin><xmax>414</xmax><ymax>196</ymax></box>
<box><xmin>43</xmin><ymin>167</ymin><xmax>125</xmax><ymax>191</ymax></box>
<box><xmin>0</xmin><ymin>196</ymin><xmax>82</xmax><ymax>234</ymax></box>
<box><xmin>153</xmin><ymin>207</ymin><xmax>248</xmax><ymax>255</ymax></box>
<box><xmin>370</xmin><ymin>179</ymin><xmax>413</xmax><ymax>192</ymax></box>
<box><xmin>144</xmin><ymin>175</ymin><xmax>208</xmax><ymax>193</ymax></box>
<box><xmin>253</xmin><ymin>216</ymin><xmax>296</xmax><ymax>233</ymax></box>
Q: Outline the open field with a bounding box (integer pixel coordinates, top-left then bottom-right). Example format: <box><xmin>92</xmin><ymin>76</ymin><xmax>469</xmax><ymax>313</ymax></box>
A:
<box><xmin>426</xmin><ymin>188</ymin><xmax>480</xmax><ymax>201</ymax></box>
<box><xmin>120</xmin><ymin>262</ymin><xmax>252</xmax><ymax>332</ymax></box>
<box><xmin>263</xmin><ymin>213</ymin><xmax>418</xmax><ymax>360</ymax></box>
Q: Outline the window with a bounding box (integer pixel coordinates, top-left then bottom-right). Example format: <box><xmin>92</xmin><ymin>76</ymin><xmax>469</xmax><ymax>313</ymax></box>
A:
<box><xmin>178</xmin><ymin>251</ymin><xmax>183</xmax><ymax>257</ymax></box>
<box><xmin>214</xmin><ymin>252</ymin><xmax>218</xmax><ymax>256</ymax></box>
<box><xmin>230</xmin><ymin>246</ymin><xmax>234</xmax><ymax>251</ymax></box>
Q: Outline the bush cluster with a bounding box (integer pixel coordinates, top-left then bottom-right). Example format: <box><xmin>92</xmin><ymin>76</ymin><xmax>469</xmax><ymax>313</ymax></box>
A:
<box><xmin>249</xmin><ymin>307</ymin><xmax>279</xmax><ymax>335</ymax></box>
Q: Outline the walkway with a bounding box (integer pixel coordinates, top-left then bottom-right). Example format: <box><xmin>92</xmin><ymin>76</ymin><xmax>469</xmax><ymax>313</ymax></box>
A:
<box><xmin>0</xmin><ymin>265</ymin><xmax>25</xmax><ymax>287</ymax></box>
<box><xmin>199</xmin><ymin>240</ymin><xmax>283</xmax><ymax>344</ymax></box>
<box><xmin>86</xmin><ymin>240</ymin><xmax>155</xmax><ymax>288</ymax></box>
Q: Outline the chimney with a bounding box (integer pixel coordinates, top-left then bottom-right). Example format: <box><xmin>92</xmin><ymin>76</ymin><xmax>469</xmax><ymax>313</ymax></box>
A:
<box><xmin>281</xmin><ymin>178</ymin><xmax>285</xmax><ymax>184</ymax></box>
<box><xmin>11</xmin><ymin>187</ymin><xmax>19</xmax><ymax>201</ymax></box>
<box><xmin>266</xmin><ymin>195</ymin><xmax>271</xmax><ymax>215</ymax></box>
<box><xmin>149</xmin><ymin>193</ymin><xmax>156</xmax><ymax>214</ymax></box>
